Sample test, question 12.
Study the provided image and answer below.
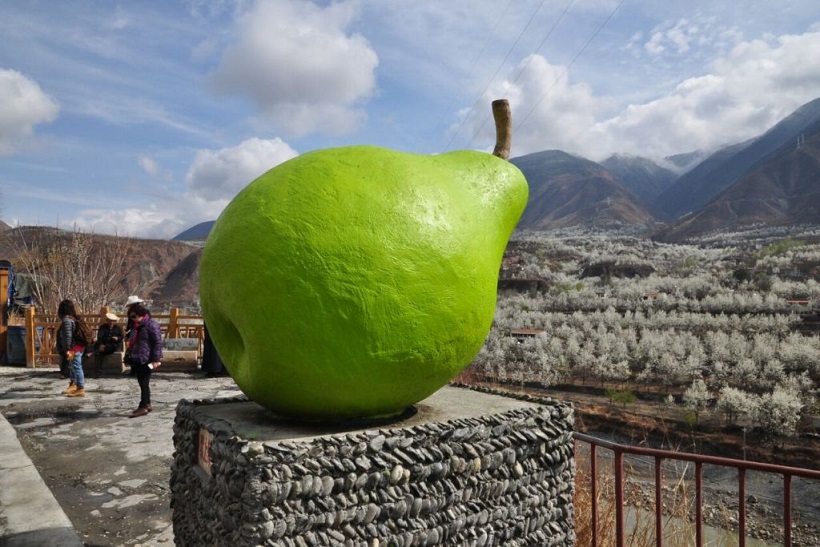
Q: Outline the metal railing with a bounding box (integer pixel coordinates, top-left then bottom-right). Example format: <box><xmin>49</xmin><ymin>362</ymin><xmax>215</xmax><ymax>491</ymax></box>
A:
<box><xmin>574</xmin><ymin>432</ymin><xmax>820</xmax><ymax>547</ymax></box>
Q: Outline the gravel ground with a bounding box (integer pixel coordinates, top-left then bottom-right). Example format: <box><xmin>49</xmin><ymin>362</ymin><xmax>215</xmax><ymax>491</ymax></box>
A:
<box><xmin>0</xmin><ymin>365</ymin><xmax>241</xmax><ymax>546</ymax></box>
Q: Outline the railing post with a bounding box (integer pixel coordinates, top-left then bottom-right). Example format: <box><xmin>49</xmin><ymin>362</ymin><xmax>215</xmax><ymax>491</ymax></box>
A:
<box><xmin>197</xmin><ymin>324</ymin><xmax>205</xmax><ymax>358</ymax></box>
<box><xmin>784</xmin><ymin>474</ymin><xmax>792</xmax><ymax>546</ymax></box>
<box><xmin>0</xmin><ymin>267</ymin><xmax>8</xmax><ymax>355</ymax></box>
<box><xmin>615</xmin><ymin>449</ymin><xmax>625</xmax><ymax>547</ymax></box>
<box><xmin>169</xmin><ymin>307</ymin><xmax>180</xmax><ymax>338</ymax></box>
<box><xmin>654</xmin><ymin>457</ymin><xmax>663</xmax><ymax>547</ymax></box>
<box><xmin>591</xmin><ymin>444</ymin><xmax>598</xmax><ymax>547</ymax></box>
<box><xmin>738</xmin><ymin>468</ymin><xmax>746</xmax><ymax>547</ymax></box>
<box><xmin>695</xmin><ymin>462</ymin><xmax>703</xmax><ymax>547</ymax></box>
<box><xmin>24</xmin><ymin>306</ymin><xmax>36</xmax><ymax>368</ymax></box>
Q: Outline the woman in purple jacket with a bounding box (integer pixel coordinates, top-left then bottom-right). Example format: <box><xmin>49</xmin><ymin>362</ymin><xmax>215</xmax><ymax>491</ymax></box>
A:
<box><xmin>124</xmin><ymin>303</ymin><xmax>163</xmax><ymax>418</ymax></box>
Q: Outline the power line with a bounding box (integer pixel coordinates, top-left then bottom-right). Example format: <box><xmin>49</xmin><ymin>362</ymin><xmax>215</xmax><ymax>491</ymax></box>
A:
<box><xmin>509</xmin><ymin>0</ymin><xmax>577</xmax><ymax>92</ymax></box>
<box><xmin>465</xmin><ymin>0</ymin><xmax>577</xmax><ymax>148</ymax></box>
<box><xmin>434</xmin><ymin>0</ymin><xmax>515</xmax><ymax>143</ymax></box>
<box><xmin>445</xmin><ymin>0</ymin><xmax>548</xmax><ymax>152</ymax></box>
<box><xmin>516</xmin><ymin>0</ymin><xmax>626</xmax><ymax>134</ymax></box>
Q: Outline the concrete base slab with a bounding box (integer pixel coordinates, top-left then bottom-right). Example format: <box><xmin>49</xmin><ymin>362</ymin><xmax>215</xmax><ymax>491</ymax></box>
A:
<box><xmin>0</xmin><ymin>415</ymin><xmax>83</xmax><ymax>547</ymax></box>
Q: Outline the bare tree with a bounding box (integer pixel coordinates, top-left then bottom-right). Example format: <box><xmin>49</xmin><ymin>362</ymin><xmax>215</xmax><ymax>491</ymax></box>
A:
<box><xmin>6</xmin><ymin>225</ymin><xmax>134</xmax><ymax>315</ymax></box>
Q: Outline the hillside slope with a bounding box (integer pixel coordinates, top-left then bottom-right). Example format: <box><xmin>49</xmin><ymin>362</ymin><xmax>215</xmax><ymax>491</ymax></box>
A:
<box><xmin>0</xmin><ymin>227</ymin><xmax>202</xmax><ymax>309</ymax></box>
<box><xmin>601</xmin><ymin>154</ymin><xmax>677</xmax><ymax>204</ymax></box>
<box><xmin>655</xmin><ymin>133</ymin><xmax>820</xmax><ymax>241</ymax></box>
<box><xmin>173</xmin><ymin>221</ymin><xmax>214</xmax><ymax>241</ymax></box>
<box><xmin>511</xmin><ymin>150</ymin><xmax>654</xmax><ymax>230</ymax></box>
<box><xmin>653</xmin><ymin>97</ymin><xmax>820</xmax><ymax>220</ymax></box>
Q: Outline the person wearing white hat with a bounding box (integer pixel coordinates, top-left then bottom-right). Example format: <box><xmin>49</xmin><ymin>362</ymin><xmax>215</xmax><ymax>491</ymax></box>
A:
<box><xmin>124</xmin><ymin>302</ymin><xmax>162</xmax><ymax>417</ymax></box>
<box><xmin>125</xmin><ymin>295</ymin><xmax>144</xmax><ymax>307</ymax></box>
<box><xmin>124</xmin><ymin>296</ymin><xmax>148</xmax><ymax>342</ymax></box>
<box><xmin>92</xmin><ymin>312</ymin><xmax>124</xmax><ymax>377</ymax></box>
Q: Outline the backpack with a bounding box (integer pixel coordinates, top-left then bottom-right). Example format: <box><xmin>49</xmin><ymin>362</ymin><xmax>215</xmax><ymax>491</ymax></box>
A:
<box><xmin>72</xmin><ymin>316</ymin><xmax>93</xmax><ymax>347</ymax></box>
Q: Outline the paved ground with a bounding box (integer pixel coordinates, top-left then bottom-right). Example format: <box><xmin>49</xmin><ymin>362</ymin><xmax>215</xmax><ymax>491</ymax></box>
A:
<box><xmin>0</xmin><ymin>364</ymin><xmax>241</xmax><ymax>546</ymax></box>
<box><xmin>0</xmin><ymin>411</ymin><xmax>83</xmax><ymax>546</ymax></box>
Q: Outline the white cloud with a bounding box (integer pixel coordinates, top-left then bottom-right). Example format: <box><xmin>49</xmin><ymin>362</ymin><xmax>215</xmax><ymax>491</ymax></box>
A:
<box><xmin>459</xmin><ymin>55</ymin><xmax>600</xmax><ymax>156</ymax></box>
<box><xmin>103</xmin><ymin>7</ymin><xmax>132</xmax><ymax>32</ymax></box>
<box><xmin>645</xmin><ymin>19</ymin><xmax>701</xmax><ymax>56</ymax></box>
<box><xmin>644</xmin><ymin>31</ymin><xmax>667</xmax><ymax>56</ymax></box>
<box><xmin>70</xmin><ymin>137</ymin><xmax>299</xmax><ymax>239</ymax></box>
<box><xmin>587</xmin><ymin>31</ymin><xmax>820</xmax><ymax>159</ymax></box>
<box><xmin>185</xmin><ymin>137</ymin><xmax>298</xmax><ymax>202</ymax></box>
<box><xmin>138</xmin><ymin>156</ymin><xmax>159</xmax><ymax>176</ymax></box>
<box><xmin>73</xmin><ymin>195</ymin><xmax>226</xmax><ymax>240</ymax></box>
<box><xmin>468</xmin><ymin>30</ymin><xmax>820</xmax><ymax>161</ymax></box>
<box><xmin>209</xmin><ymin>0</ymin><xmax>378</xmax><ymax>137</ymax></box>
<box><xmin>0</xmin><ymin>69</ymin><xmax>59</xmax><ymax>155</ymax></box>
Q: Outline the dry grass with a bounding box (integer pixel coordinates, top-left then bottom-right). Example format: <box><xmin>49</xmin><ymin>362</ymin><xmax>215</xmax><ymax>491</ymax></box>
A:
<box><xmin>7</xmin><ymin>312</ymin><xmax>25</xmax><ymax>326</ymax></box>
<box><xmin>574</xmin><ymin>461</ymin><xmax>617</xmax><ymax>546</ymax></box>
<box><xmin>457</xmin><ymin>378</ymin><xmax>808</xmax><ymax>544</ymax></box>
<box><xmin>574</xmin><ymin>451</ymin><xmax>746</xmax><ymax>546</ymax></box>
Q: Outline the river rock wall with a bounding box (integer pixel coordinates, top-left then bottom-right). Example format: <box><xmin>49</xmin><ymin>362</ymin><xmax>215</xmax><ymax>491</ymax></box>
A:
<box><xmin>170</xmin><ymin>386</ymin><xmax>575</xmax><ymax>546</ymax></box>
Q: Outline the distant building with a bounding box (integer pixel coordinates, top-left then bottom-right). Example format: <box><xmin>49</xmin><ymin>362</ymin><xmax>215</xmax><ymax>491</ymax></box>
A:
<box><xmin>497</xmin><ymin>278</ymin><xmax>550</xmax><ymax>296</ymax></box>
<box><xmin>786</xmin><ymin>299</ymin><xmax>811</xmax><ymax>308</ymax></box>
<box><xmin>502</xmin><ymin>255</ymin><xmax>521</xmax><ymax>271</ymax></box>
<box><xmin>510</xmin><ymin>328</ymin><xmax>546</xmax><ymax>342</ymax></box>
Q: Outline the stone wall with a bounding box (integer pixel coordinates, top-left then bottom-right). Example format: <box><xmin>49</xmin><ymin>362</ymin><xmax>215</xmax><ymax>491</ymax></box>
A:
<box><xmin>171</xmin><ymin>385</ymin><xmax>575</xmax><ymax>546</ymax></box>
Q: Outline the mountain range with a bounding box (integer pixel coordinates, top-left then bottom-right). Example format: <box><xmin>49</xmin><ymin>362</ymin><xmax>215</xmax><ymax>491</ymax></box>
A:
<box><xmin>172</xmin><ymin>221</ymin><xmax>215</xmax><ymax>242</ymax></box>
<box><xmin>509</xmin><ymin>150</ymin><xmax>656</xmax><ymax>229</ymax></box>
<box><xmin>169</xmin><ymin>96</ymin><xmax>820</xmax><ymax>244</ymax></box>
<box><xmin>517</xmin><ymin>97</ymin><xmax>820</xmax><ymax>240</ymax></box>
<box><xmin>650</xmin><ymin>99</ymin><xmax>820</xmax><ymax>241</ymax></box>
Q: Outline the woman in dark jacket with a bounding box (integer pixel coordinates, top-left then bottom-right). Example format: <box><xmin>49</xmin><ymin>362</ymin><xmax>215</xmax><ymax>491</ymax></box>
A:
<box><xmin>57</xmin><ymin>299</ymin><xmax>87</xmax><ymax>397</ymax></box>
<box><xmin>124</xmin><ymin>303</ymin><xmax>162</xmax><ymax>417</ymax></box>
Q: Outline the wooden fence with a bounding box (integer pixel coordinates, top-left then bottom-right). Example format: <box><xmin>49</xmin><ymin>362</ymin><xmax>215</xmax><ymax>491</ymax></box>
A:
<box><xmin>22</xmin><ymin>306</ymin><xmax>205</xmax><ymax>368</ymax></box>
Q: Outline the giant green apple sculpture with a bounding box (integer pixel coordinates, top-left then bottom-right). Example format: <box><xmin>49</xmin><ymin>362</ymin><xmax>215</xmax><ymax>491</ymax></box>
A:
<box><xmin>199</xmin><ymin>145</ymin><xmax>527</xmax><ymax>420</ymax></box>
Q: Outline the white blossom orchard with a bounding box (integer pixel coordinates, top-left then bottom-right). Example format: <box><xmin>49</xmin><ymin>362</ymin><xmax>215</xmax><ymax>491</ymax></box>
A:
<box><xmin>468</xmin><ymin>226</ymin><xmax>820</xmax><ymax>437</ymax></box>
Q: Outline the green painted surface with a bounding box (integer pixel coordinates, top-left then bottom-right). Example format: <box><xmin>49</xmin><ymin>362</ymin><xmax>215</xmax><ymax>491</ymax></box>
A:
<box><xmin>199</xmin><ymin>145</ymin><xmax>528</xmax><ymax>420</ymax></box>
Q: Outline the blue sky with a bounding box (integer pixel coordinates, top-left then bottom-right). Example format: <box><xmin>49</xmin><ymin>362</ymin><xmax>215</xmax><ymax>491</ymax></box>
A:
<box><xmin>1</xmin><ymin>0</ymin><xmax>819</xmax><ymax>238</ymax></box>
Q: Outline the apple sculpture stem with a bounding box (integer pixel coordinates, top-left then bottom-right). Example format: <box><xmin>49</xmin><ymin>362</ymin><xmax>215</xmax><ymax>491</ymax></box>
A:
<box><xmin>492</xmin><ymin>98</ymin><xmax>512</xmax><ymax>160</ymax></box>
<box><xmin>200</xmin><ymin>100</ymin><xmax>528</xmax><ymax>421</ymax></box>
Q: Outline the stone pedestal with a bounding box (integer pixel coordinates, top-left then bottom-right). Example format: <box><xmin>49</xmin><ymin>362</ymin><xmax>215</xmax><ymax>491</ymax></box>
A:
<box><xmin>171</xmin><ymin>385</ymin><xmax>575</xmax><ymax>546</ymax></box>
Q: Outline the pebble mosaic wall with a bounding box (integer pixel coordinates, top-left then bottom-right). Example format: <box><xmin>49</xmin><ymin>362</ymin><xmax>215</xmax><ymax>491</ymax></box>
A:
<box><xmin>170</xmin><ymin>385</ymin><xmax>575</xmax><ymax>546</ymax></box>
